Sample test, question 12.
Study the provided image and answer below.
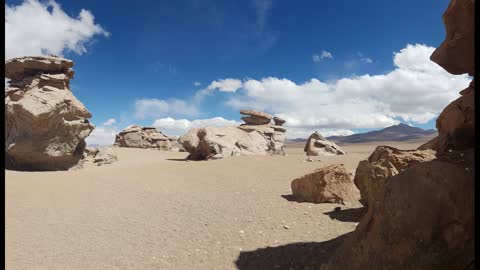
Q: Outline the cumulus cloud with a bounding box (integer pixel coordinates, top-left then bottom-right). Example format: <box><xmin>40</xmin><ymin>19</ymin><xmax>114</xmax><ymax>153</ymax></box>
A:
<box><xmin>134</xmin><ymin>98</ymin><xmax>199</xmax><ymax>119</ymax></box>
<box><xmin>86</xmin><ymin>118</ymin><xmax>119</xmax><ymax>146</ymax></box>
<box><xmin>313</xmin><ymin>50</ymin><xmax>333</xmax><ymax>62</ymax></box>
<box><xmin>207</xmin><ymin>78</ymin><xmax>243</xmax><ymax>92</ymax></box>
<box><xmin>152</xmin><ymin>117</ymin><xmax>242</xmax><ymax>136</ymax></box>
<box><xmin>5</xmin><ymin>0</ymin><xmax>109</xmax><ymax>60</ymax></box>
<box><xmin>219</xmin><ymin>44</ymin><xmax>469</xmax><ymax>133</ymax></box>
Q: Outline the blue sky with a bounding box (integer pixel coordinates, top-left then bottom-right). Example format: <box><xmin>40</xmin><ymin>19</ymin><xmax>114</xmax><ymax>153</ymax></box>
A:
<box><xmin>5</xmin><ymin>0</ymin><xmax>471</xmax><ymax>144</ymax></box>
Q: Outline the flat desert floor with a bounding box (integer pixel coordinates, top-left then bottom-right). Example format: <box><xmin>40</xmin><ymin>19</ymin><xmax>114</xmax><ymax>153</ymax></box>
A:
<box><xmin>6</xmin><ymin>140</ymin><xmax>426</xmax><ymax>270</ymax></box>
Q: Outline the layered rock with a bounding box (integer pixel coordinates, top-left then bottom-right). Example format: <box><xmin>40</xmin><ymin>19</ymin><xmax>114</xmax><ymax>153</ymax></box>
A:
<box><xmin>322</xmin><ymin>1</ymin><xmax>474</xmax><ymax>269</ymax></box>
<box><xmin>291</xmin><ymin>164</ymin><xmax>358</xmax><ymax>205</ymax></box>
<box><xmin>114</xmin><ymin>125</ymin><xmax>181</xmax><ymax>151</ymax></box>
<box><xmin>80</xmin><ymin>147</ymin><xmax>118</xmax><ymax>167</ymax></box>
<box><xmin>5</xmin><ymin>56</ymin><xmax>95</xmax><ymax>171</ymax></box>
<box><xmin>179</xmin><ymin>110</ymin><xmax>287</xmax><ymax>160</ymax></box>
<box><xmin>238</xmin><ymin>109</ymin><xmax>287</xmax><ymax>155</ymax></box>
<box><xmin>304</xmin><ymin>132</ymin><xmax>345</xmax><ymax>156</ymax></box>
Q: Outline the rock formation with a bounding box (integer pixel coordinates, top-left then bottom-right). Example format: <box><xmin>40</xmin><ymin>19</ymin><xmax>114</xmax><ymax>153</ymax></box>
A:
<box><xmin>238</xmin><ymin>109</ymin><xmax>287</xmax><ymax>156</ymax></box>
<box><xmin>321</xmin><ymin>1</ymin><xmax>474</xmax><ymax>269</ymax></box>
<box><xmin>291</xmin><ymin>164</ymin><xmax>358</xmax><ymax>205</ymax></box>
<box><xmin>304</xmin><ymin>132</ymin><xmax>345</xmax><ymax>156</ymax></box>
<box><xmin>80</xmin><ymin>147</ymin><xmax>118</xmax><ymax>167</ymax></box>
<box><xmin>178</xmin><ymin>110</ymin><xmax>287</xmax><ymax>160</ymax></box>
<box><xmin>354</xmin><ymin>146</ymin><xmax>436</xmax><ymax>208</ymax></box>
<box><xmin>114</xmin><ymin>125</ymin><xmax>181</xmax><ymax>151</ymax></box>
<box><xmin>5</xmin><ymin>56</ymin><xmax>96</xmax><ymax>171</ymax></box>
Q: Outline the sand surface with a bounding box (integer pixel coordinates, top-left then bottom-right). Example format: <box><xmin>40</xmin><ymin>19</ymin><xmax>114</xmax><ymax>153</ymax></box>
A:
<box><xmin>6</xmin><ymin>141</ymin><xmax>425</xmax><ymax>270</ymax></box>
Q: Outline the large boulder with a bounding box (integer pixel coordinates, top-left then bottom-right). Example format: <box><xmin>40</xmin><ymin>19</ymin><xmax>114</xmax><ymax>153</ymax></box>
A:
<box><xmin>178</xmin><ymin>126</ymin><xmax>268</xmax><ymax>160</ymax></box>
<box><xmin>291</xmin><ymin>164</ymin><xmax>358</xmax><ymax>205</ymax></box>
<box><xmin>354</xmin><ymin>146</ymin><xmax>436</xmax><ymax>208</ymax></box>
<box><xmin>304</xmin><ymin>132</ymin><xmax>345</xmax><ymax>156</ymax></box>
<box><xmin>5</xmin><ymin>56</ymin><xmax>95</xmax><ymax>171</ymax></box>
<box><xmin>322</xmin><ymin>152</ymin><xmax>474</xmax><ymax>270</ymax></box>
<box><xmin>114</xmin><ymin>125</ymin><xmax>181</xmax><ymax>151</ymax></box>
<box><xmin>322</xmin><ymin>0</ymin><xmax>474</xmax><ymax>269</ymax></box>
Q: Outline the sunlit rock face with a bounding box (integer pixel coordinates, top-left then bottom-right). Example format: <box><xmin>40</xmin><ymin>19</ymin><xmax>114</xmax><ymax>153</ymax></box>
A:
<box><xmin>5</xmin><ymin>56</ymin><xmax>94</xmax><ymax>171</ymax></box>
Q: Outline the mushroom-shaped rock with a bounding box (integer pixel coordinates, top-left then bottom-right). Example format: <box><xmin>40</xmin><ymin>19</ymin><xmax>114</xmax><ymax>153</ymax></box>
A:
<box><xmin>291</xmin><ymin>164</ymin><xmax>358</xmax><ymax>204</ymax></box>
<box><xmin>5</xmin><ymin>56</ymin><xmax>94</xmax><ymax>171</ymax></box>
<box><xmin>304</xmin><ymin>132</ymin><xmax>345</xmax><ymax>156</ymax></box>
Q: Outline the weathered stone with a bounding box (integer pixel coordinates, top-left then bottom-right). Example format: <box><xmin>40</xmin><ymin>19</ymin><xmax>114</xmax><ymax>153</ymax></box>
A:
<box><xmin>304</xmin><ymin>132</ymin><xmax>345</xmax><ymax>156</ymax></box>
<box><xmin>5</xmin><ymin>56</ymin><xmax>95</xmax><ymax>171</ymax></box>
<box><xmin>273</xmin><ymin>116</ymin><xmax>286</xmax><ymax>126</ymax></box>
<box><xmin>114</xmin><ymin>126</ymin><xmax>180</xmax><ymax>151</ymax></box>
<box><xmin>291</xmin><ymin>164</ymin><xmax>358</xmax><ymax>204</ymax></box>
<box><xmin>241</xmin><ymin>116</ymin><xmax>271</xmax><ymax>125</ymax></box>
<box><xmin>239</xmin><ymin>109</ymin><xmax>273</xmax><ymax>120</ymax></box>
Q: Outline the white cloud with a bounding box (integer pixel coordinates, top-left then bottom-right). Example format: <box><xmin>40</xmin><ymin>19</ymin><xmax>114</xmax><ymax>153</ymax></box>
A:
<box><xmin>134</xmin><ymin>98</ymin><xmax>199</xmax><ymax>119</ymax></box>
<box><xmin>219</xmin><ymin>44</ymin><xmax>469</xmax><ymax>131</ymax></box>
<box><xmin>103</xmin><ymin>118</ymin><xmax>116</xmax><ymax>126</ymax></box>
<box><xmin>5</xmin><ymin>0</ymin><xmax>109</xmax><ymax>60</ymax></box>
<box><xmin>194</xmin><ymin>81</ymin><xmax>202</xmax><ymax>86</ymax></box>
<box><xmin>207</xmin><ymin>78</ymin><xmax>243</xmax><ymax>92</ymax></box>
<box><xmin>313</xmin><ymin>50</ymin><xmax>333</xmax><ymax>62</ymax></box>
<box><xmin>86</xmin><ymin>118</ymin><xmax>118</xmax><ymax>146</ymax></box>
<box><xmin>358</xmin><ymin>52</ymin><xmax>373</xmax><ymax>64</ymax></box>
<box><xmin>152</xmin><ymin>117</ymin><xmax>242</xmax><ymax>136</ymax></box>
<box><xmin>287</xmin><ymin>128</ymin><xmax>355</xmax><ymax>139</ymax></box>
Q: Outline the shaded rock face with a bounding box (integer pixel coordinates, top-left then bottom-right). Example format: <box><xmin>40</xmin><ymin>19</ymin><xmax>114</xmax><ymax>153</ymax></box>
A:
<box><xmin>322</xmin><ymin>1</ymin><xmax>474</xmax><ymax>269</ymax></box>
<box><xmin>114</xmin><ymin>125</ymin><xmax>181</xmax><ymax>151</ymax></box>
<box><xmin>5</xmin><ymin>56</ymin><xmax>94</xmax><ymax>171</ymax></box>
<box><xmin>291</xmin><ymin>164</ymin><xmax>358</xmax><ymax>205</ymax></box>
<box><xmin>179</xmin><ymin>109</ymin><xmax>287</xmax><ymax>160</ymax></box>
<box><xmin>304</xmin><ymin>132</ymin><xmax>345</xmax><ymax>156</ymax></box>
<box><xmin>354</xmin><ymin>146</ymin><xmax>436</xmax><ymax>208</ymax></box>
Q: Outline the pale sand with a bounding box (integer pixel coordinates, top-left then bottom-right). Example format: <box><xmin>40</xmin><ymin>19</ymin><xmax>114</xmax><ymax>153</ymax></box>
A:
<box><xmin>6</xmin><ymin>141</ymin><xmax>425</xmax><ymax>270</ymax></box>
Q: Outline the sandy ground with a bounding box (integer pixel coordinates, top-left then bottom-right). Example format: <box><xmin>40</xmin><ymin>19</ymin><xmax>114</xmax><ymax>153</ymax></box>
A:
<box><xmin>6</xmin><ymin>140</ymin><xmax>426</xmax><ymax>270</ymax></box>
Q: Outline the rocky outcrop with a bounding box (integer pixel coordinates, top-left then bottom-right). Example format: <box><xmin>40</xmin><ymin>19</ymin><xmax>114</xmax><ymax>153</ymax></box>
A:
<box><xmin>322</xmin><ymin>1</ymin><xmax>474</xmax><ymax>269</ymax></box>
<box><xmin>179</xmin><ymin>126</ymin><xmax>269</xmax><ymax>160</ymax></box>
<box><xmin>179</xmin><ymin>110</ymin><xmax>287</xmax><ymax>160</ymax></box>
<box><xmin>114</xmin><ymin>125</ymin><xmax>181</xmax><ymax>151</ymax></box>
<box><xmin>291</xmin><ymin>164</ymin><xmax>358</xmax><ymax>205</ymax></box>
<box><xmin>354</xmin><ymin>146</ymin><xmax>436</xmax><ymax>208</ymax></box>
<box><xmin>238</xmin><ymin>109</ymin><xmax>287</xmax><ymax>155</ymax></box>
<box><xmin>80</xmin><ymin>147</ymin><xmax>118</xmax><ymax>167</ymax></box>
<box><xmin>304</xmin><ymin>132</ymin><xmax>345</xmax><ymax>156</ymax></box>
<box><xmin>5</xmin><ymin>56</ymin><xmax>95</xmax><ymax>171</ymax></box>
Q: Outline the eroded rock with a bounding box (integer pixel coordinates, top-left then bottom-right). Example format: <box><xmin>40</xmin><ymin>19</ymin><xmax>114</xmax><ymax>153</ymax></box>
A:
<box><xmin>5</xmin><ymin>56</ymin><xmax>95</xmax><ymax>171</ymax></box>
<box><xmin>304</xmin><ymin>132</ymin><xmax>345</xmax><ymax>156</ymax></box>
<box><xmin>114</xmin><ymin>125</ymin><xmax>182</xmax><ymax>151</ymax></box>
<box><xmin>291</xmin><ymin>164</ymin><xmax>358</xmax><ymax>204</ymax></box>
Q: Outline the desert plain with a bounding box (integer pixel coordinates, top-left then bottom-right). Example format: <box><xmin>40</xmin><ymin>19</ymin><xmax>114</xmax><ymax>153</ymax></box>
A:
<box><xmin>6</xmin><ymin>139</ymin><xmax>428</xmax><ymax>270</ymax></box>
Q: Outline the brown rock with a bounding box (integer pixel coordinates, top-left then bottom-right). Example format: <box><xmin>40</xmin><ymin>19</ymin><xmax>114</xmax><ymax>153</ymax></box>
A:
<box><xmin>354</xmin><ymin>146</ymin><xmax>436</xmax><ymax>208</ymax></box>
<box><xmin>322</xmin><ymin>154</ymin><xmax>474</xmax><ymax>270</ymax></box>
<box><xmin>239</xmin><ymin>109</ymin><xmax>273</xmax><ymax>120</ymax></box>
<box><xmin>273</xmin><ymin>116</ymin><xmax>286</xmax><ymax>126</ymax></box>
<box><xmin>241</xmin><ymin>116</ymin><xmax>271</xmax><ymax>125</ymax></box>
<box><xmin>430</xmin><ymin>0</ymin><xmax>475</xmax><ymax>75</ymax></box>
<box><xmin>5</xmin><ymin>56</ymin><xmax>94</xmax><ymax>171</ymax></box>
<box><xmin>291</xmin><ymin>164</ymin><xmax>358</xmax><ymax>204</ymax></box>
<box><xmin>435</xmin><ymin>82</ymin><xmax>475</xmax><ymax>153</ymax></box>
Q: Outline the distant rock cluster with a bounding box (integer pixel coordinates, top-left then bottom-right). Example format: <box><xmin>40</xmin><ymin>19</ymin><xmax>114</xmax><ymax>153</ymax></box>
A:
<box><xmin>179</xmin><ymin>109</ymin><xmax>287</xmax><ymax>160</ymax></box>
<box><xmin>304</xmin><ymin>132</ymin><xmax>345</xmax><ymax>156</ymax></box>
<box><xmin>114</xmin><ymin>125</ymin><xmax>182</xmax><ymax>151</ymax></box>
<box><xmin>4</xmin><ymin>56</ymin><xmax>111</xmax><ymax>170</ymax></box>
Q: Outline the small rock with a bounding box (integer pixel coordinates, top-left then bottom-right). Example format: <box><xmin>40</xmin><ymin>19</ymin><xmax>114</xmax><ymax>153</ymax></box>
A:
<box><xmin>283</xmin><ymin>225</ymin><xmax>290</xmax><ymax>229</ymax></box>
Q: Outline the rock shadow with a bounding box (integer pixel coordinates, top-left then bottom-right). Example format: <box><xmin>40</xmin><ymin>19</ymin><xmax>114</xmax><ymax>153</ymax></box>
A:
<box><xmin>165</xmin><ymin>158</ymin><xmax>189</xmax><ymax>162</ymax></box>
<box><xmin>235</xmin><ymin>233</ymin><xmax>351</xmax><ymax>270</ymax></box>
<box><xmin>323</xmin><ymin>207</ymin><xmax>366</xmax><ymax>222</ymax></box>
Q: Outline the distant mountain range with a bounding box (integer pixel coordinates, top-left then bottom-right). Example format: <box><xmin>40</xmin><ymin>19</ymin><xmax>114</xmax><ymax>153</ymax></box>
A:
<box><xmin>288</xmin><ymin>123</ymin><xmax>437</xmax><ymax>144</ymax></box>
